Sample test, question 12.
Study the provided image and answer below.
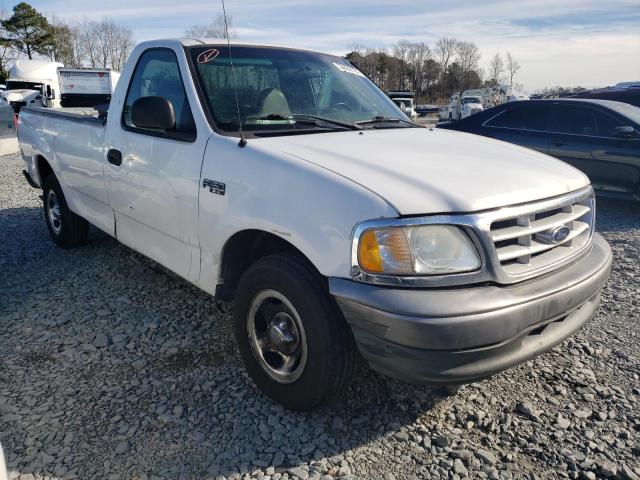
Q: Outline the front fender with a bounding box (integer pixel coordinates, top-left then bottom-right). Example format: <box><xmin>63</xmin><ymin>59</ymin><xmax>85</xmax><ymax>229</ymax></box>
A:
<box><xmin>198</xmin><ymin>134</ymin><xmax>397</xmax><ymax>295</ymax></box>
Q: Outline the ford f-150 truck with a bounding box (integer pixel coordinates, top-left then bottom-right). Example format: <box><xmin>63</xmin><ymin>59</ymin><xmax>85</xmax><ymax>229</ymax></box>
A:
<box><xmin>18</xmin><ymin>39</ymin><xmax>612</xmax><ymax>411</ymax></box>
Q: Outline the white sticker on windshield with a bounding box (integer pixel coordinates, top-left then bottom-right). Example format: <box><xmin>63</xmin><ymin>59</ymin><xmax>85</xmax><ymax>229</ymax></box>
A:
<box><xmin>333</xmin><ymin>62</ymin><xmax>365</xmax><ymax>77</ymax></box>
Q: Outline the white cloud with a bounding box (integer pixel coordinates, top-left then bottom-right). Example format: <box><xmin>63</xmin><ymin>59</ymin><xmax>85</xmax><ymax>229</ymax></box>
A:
<box><xmin>35</xmin><ymin>0</ymin><xmax>640</xmax><ymax>90</ymax></box>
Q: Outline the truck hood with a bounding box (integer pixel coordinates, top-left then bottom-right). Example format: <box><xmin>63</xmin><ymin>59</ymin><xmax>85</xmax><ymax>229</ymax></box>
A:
<box><xmin>258</xmin><ymin>128</ymin><xmax>590</xmax><ymax>215</ymax></box>
<box><xmin>1</xmin><ymin>90</ymin><xmax>40</xmax><ymax>102</ymax></box>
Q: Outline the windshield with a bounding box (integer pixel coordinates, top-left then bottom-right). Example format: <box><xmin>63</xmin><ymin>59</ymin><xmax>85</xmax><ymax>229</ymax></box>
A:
<box><xmin>6</xmin><ymin>81</ymin><xmax>44</xmax><ymax>92</ymax></box>
<box><xmin>189</xmin><ymin>46</ymin><xmax>407</xmax><ymax>133</ymax></box>
<box><xmin>605</xmin><ymin>100</ymin><xmax>640</xmax><ymax>126</ymax></box>
<box><xmin>463</xmin><ymin>97</ymin><xmax>481</xmax><ymax>104</ymax></box>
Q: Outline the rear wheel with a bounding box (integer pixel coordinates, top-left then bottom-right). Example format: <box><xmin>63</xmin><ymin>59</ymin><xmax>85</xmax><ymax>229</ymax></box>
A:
<box><xmin>42</xmin><ymin>174</ymin><xmax>89</xmax><ymax>248</ymax></box>
<box><xmin>233</xmin><ymin>253</ymin><xmax>357</xmax><ymax>411</ymax></box>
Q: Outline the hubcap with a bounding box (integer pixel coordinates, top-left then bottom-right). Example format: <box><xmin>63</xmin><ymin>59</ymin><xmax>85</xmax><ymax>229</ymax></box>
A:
<box><xmin>247</xmin><ymin>290</ymin><xmax>307</xmax><ymax>384</ymax></box>
<box><xmin>47</xmin><ymin>190</ymin><xmax>62</xmax><ymax>235</ymax></box>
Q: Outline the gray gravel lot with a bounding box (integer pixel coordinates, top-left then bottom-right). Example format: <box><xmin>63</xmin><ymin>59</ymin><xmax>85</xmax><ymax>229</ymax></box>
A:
<box><xmin>0</xmin><ymin>151</ymin><xmax>639</xmax><ymax>480</ymax></box>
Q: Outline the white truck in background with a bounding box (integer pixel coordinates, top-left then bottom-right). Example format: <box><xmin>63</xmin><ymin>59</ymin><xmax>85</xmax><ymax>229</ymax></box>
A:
<box><xmin>18</xmin><ymin>39</ymin><xmax>611</xmax><ymax>411</ymax></box>
<box><xmin>1</xmin><ymin>59</ymin><xmax>63</xmax><ymax>112</ymax></box>
<box><xmin>499</xmin><ymin>84</ymin><xmax>530</xmax><ymax>103</ymax></box>
<box><xmin>388</xmin><ymin>91</ymin><xmax>417</xmax><ymax>120</ymax></box>
<box><xmin>0</xmin><ymin>61</ymin><xmax>121</xmax><ymax>113</ymax></box>
<box><xmin>448</xmin><ymin>92</ymin><xmax>484</xmax><ymax>121</ymax></box>
<box><xmin>58</xmin><ymin>68</ymin><xmax>120</xmax><ymax>108</ymax></box>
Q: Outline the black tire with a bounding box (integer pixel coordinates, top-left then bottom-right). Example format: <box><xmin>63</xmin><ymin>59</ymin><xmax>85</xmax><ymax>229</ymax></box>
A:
<box><xmin>42</xmin><ymin>173</ymin><xmax>89</xmax><ymax>248</ymax></box>
<box><xmin>233</xmin><ymin>253</ymin><xmax>357</xmax><ymax>411</ymax></box>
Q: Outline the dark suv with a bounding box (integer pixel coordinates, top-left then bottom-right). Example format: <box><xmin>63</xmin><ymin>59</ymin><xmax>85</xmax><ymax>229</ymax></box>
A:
<box><xmin>439</xmin><ymin>99</ymin><xmax>640</xmax><ymax>200</ymax></box>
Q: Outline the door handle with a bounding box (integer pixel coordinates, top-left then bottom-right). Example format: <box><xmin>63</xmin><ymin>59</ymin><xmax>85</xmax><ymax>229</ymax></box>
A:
<box><xmin>107</xmin><ymin>149</ymin><xmax>122</xmax><ymax>166</ymax></box>
<box><xmin>553</xmin><ymin>142</ymin><xmax>568</xmax><ymax>147</ymax></box>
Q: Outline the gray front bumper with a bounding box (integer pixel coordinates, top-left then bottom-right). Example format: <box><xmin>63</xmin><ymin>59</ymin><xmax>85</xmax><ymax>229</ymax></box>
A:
<box><xmin>330</xmin><ymin>234</ymin><xmax>612</xmax><ymax>384</ymax></box>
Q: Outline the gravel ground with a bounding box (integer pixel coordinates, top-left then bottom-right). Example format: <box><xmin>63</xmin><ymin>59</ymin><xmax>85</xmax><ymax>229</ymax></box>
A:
<box><xmin>0</xmin><ymin>151</ymin><xmax>639</xmax><ymax>480</ymax></box>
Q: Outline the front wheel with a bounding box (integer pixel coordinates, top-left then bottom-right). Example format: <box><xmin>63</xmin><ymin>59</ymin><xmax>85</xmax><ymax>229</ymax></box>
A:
<box><xmin>233</xmin><ymin>253</ymin><xmax>357</xmax><ymax>411</ymax></box>
<box><xmin>42</xmin><ymin>174</ymin><xmax>89</xmax><ymax>248</ymax></box>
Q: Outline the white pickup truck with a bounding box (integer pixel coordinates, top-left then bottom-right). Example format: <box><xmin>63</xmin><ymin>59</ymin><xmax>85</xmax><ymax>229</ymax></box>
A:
<box><xmin>19</xmin><ymin>39</ymin><xmax>612</xmax><ymax>411</ymax></box>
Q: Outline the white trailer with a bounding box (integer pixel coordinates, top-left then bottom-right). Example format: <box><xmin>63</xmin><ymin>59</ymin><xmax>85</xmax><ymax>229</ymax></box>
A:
<box><xmin>58</xmin><ymin>68</ymin><xmax>121</xmax><ymax>108</ymax></box>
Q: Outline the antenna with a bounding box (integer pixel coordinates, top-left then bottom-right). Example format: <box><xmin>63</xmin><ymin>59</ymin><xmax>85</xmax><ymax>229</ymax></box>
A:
<box><xmin>221</xmin><ymin>0</ymin><xmax>246</xmax><ymax>147</ymax></box>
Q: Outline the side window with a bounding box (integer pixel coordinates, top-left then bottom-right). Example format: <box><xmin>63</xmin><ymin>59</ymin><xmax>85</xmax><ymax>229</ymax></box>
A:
<box><xmin>123</xmin><ymin>49</ymin><xmax>196</xmax><ymax>141</ymax></box>
<box><xmin>551</xmin><ymin>106</ymin><xmax>596</xmax><ymax>136</ymax></box>
<box><xmin>485</xmin><ymin>106</ymin><xmax>547</xmax><ymax>131</ymax></box>
<box><xmin>592</xmin><ymin>109</ymin><xmax>625</xmax><ymax>137</ymax></box>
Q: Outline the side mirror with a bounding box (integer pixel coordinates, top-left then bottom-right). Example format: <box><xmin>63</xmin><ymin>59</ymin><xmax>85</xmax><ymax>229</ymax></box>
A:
<box><xmin>612</xmin><ymin>125</ymin><xmax>637</xmax><ymax>139</ymax></box>
<box><xmin>131</xmin><ymin>96</ymin><xmax>176</xmax><ymax>131</ymax></box>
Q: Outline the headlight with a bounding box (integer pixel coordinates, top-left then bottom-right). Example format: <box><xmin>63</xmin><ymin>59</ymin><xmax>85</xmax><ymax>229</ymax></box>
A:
<box><xmin>357</xmin><ymin>225</ymin><xmax>480</xmax><ymax>275</ymax></box>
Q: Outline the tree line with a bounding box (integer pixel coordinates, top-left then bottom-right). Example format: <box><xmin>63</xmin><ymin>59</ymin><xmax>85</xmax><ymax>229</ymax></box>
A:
<box><xmin>185</xmin><ymin>16</ymin><xmax>525</xmax><ymax>105</ymax></box>
<box><xmin>0</xmin><ymin>2</ymin><xmax>134</xmax><ymax>81</ymax></box>
<box><xmin>346</xmin><ymin>39</ymin><xmax>521</xmax><ymax>104</ymax></box>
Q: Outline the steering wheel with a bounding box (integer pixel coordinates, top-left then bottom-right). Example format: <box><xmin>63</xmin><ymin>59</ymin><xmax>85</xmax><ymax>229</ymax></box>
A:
<box><xmin>327</xmin><ymin>102</ymin><xmax>353</xmax><ymax>112</ymax></box>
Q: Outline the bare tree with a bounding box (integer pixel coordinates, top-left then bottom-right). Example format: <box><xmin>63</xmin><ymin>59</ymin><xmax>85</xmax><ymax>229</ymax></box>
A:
<box><xmin>505</xmin><ymin>52</ymin><xmax>521</xmax><ymax>86</ymax></box>
<box><xmin>455</xmin><ymin>41</ymin><xmax>480</xmax><ymax>91</ymax></box>
<box><xmin>45</xmin><ymin>15</ymin><xmax>85</xmax><ymax>67</ymax></box>
<box><xmin>435</xmin><ymin>37</ymin><xmax>457</xmax><ymax>98</ymax></box>
<box><xmin>109</xmin><ymin>22</ymin><xmax>134</xmax><ymax>70</ymax></box>
<box><xmin>66</xmin><ymin>21</ymin><xmax>86</xmax><ymax>68</ymax></box>
<box><xmin>489</xmin><ymin>52</ymin><xmax>505</xmax><ymax>85</ymax></box>
<box><xmin>406</xmin><ymin>42</ymin><xmax>431</xmax><ymax>93</ymax></box>
<box><xmin>185</xmin><ymin>14</ymin><xmax>236</xmax><ymax>39</ymax></box>
<box><xmin>80</xmin><ymin>18</ymin><xmax>133</xmax><ymax>70</ymax></box>
<box><xmin>391</xmin><ymin>40</ymin><xmax>412</xmax><ymax>90</ymax></box>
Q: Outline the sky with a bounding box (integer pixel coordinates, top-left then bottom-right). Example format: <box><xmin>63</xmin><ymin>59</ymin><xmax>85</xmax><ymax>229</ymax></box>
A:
<box><xmin>23</xmin><ymin>0</ymin><xmax>640</xmax><ymax>91</ymax></box>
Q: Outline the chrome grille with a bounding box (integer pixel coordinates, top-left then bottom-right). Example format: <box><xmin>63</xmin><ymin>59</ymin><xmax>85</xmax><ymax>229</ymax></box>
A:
<box><xmin>350</xmin><ymin>186</ymin><xmax>596</xmax><ymax>288</ymax></box>
<box><xmin>489</xmin><ymin>194</ymin><xmax>595</xmax><ymax>276</ymax></box>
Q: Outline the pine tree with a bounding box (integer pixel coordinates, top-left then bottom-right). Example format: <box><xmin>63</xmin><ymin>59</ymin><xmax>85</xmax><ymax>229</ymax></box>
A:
<box><xmin>1</xmin><ymin>3</ymin><xmax>54</xmax><ymax>59</ymax></box>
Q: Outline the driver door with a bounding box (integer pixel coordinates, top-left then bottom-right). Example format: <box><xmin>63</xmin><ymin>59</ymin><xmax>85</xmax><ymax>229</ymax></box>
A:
<box><xmin>105</xmin><ymin>47</ymin><xmax>206</xmax><ymax>283</ymax></box>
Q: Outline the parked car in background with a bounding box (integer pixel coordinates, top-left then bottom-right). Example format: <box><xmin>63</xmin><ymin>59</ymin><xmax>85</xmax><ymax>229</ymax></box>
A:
<box><xmin>415</xmin><ymin>104</ymin><xmax>440</xmax><ymax>117</ymax></box>
<box><xmin>439</xmin><ymin>99</ymin><xmax>640</xmax><ymax>200</ymax></box>
<box><xmin>439</xmin><ymin>105</ymin><xmax>449</xmax><ymax>122</ymax></box>
<box><xmin>569</xmin><ymin>82</ymin><xmax>640</xmax><ymax>108</ymax></box>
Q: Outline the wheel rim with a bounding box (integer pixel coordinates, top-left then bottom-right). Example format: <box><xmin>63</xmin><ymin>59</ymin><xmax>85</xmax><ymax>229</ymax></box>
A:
<box><xmin>246</xmin><ymin>289</ymin><xmax>307</xmax><ymax>384</ymax></box>
<box><xmin>47</xmin><ymin>190</ymin><xmax>62</xmax><ymax>235</ymax></box>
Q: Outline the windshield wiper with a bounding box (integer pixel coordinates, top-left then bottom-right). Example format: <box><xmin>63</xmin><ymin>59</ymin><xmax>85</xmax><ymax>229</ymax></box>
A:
<box><xmin>291</xmin><ymin>114</ymin><xmax>362</xmax><ymax>130</ymax></box>
<box><xmin>356</xmin><ymin>115</ymin><xmax>417</xmax><ymax>127</ymax></box>
<box><xmin>250</xmin><ymin>113</ymin><xmax>362</xmax><ymax>131</ymax></box>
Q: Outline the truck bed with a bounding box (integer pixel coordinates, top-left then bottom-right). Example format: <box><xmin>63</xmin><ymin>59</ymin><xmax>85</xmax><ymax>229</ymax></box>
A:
<box><xmin>19</xmin><ymin>105</ymin><xmax>112</xmax><ymax>236</ymax></box>
<box><xmin>22</xmin><ymin>106</ymin><xmax>106</xmax><ymax>125</ymax></box>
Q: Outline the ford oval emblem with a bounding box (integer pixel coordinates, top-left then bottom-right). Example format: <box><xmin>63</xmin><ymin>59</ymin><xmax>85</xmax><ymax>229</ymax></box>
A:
<box><xmin>551</xmin><ymin>225</ymin><xmax>571</xmax><ymax>243</ymax></box>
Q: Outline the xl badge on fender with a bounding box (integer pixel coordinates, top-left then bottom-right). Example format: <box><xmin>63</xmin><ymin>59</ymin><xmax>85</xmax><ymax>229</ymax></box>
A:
<box><xmin>203</xmin><ymin>179</ymin><xmax>226</xmax><ymax>196</ymax></box>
